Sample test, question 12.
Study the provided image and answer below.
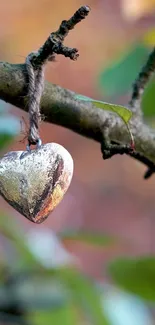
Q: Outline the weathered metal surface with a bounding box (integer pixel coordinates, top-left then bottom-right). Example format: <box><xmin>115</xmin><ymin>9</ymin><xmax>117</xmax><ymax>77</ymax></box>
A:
<box><xmin>0</xmin><ymin>143</ymin><xmax>74</xmax><ymax>223</ymax></box>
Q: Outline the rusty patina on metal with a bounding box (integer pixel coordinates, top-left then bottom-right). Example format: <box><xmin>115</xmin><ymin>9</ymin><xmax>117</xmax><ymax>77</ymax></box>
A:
<box><xmin>0</xmin><ymin>143</ymin><xmax>74</xmax><ymax>223</ymax></box>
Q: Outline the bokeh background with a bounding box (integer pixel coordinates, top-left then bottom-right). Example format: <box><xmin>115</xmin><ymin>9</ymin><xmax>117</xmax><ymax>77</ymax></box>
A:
<box><xmin>1</xmin><ymin>0</ymin><xmax>155</xmax><ymax>324</ymax></box>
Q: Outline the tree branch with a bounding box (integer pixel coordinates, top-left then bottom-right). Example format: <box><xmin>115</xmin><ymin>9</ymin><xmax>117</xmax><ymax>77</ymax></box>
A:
<box><xmin>0</xmin><ymin>6</ymin><xmax>155</xmax><ymax>179</ymax></box>
<box><xmin>0</xmin><ymin>62</ymin><xmax>155</xmax><ymax>157</ymax></box>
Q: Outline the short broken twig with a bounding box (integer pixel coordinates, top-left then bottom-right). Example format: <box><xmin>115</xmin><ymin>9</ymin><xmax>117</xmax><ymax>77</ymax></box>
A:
<box><xmin>29</xmin><ymin>5</ymin><xmax>90</xmax><ymax>67</ymax></box>
<box><xmin>110</xmin><ymin>141</ymin><xmax>155</xmax><ymax>179</ymax></box>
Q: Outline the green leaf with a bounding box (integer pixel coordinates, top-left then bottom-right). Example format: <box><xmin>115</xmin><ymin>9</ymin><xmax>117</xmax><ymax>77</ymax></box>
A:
<box><xmin>76</xmin><ymin>94</ymin><xmax>132</xmax><ymax>124</ymax></box>
<box><xmin>98</xmin><ymin>44</ymin><xmax>150</xmax><ymax>97</ymax></box>
<box><xmin>60</xmin><ymin>230</ymin><xmax>115</xmax><ymax>247</ymax></box>
<box><xmin>108</xmin><ymin>257</ymin><xmax>155</xmax><ymax>302</ymax></box>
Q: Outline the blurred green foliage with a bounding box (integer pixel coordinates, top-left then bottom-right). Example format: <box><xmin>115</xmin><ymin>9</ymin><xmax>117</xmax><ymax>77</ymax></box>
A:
<box><xmin>108</xmin><ymin>257</ymin><xmax>155</xmax><ymax>302</ymax></box>
<box><xmin>98</xmin><ymin>37</ymin><xmax>155</xmax><ymax>121</ymax></box>
<box><xmin>60</xmin><ymin>230</ymin><xmax>116</xmax><ymax>246</ymax></box>
<box><xmin>98</xmin><ymin>44</ymin><xmax>150</xmax><ymax>98</ymax></box>
<box><xmin>141</xmin><ymin>76</ymin><xmax>155</xmax><ymax>119</ymax></box>
<box><xmin>0</xmin><ymin>214</ymin><xmax>111</xmax><ymax>325</ymax></box>
<box><xmin>0</xmin><ymin>101</ymin><xmax>20</xmax><ymax>150</ymax></box>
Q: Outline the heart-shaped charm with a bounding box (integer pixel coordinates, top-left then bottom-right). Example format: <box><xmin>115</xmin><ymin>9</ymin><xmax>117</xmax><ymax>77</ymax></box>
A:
<box><xmin>0</xmin><ymin>143</ymin><xmax>73</xmax><ymax>224</ymax></box>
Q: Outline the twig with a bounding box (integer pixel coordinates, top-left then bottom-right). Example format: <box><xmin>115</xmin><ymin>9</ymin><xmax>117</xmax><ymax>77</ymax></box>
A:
<box><xmin>129</xmin><ymin>47</ymin><xmax>155</xmax><ymax>177</ymax></box>
<box><xmin>111</xmin><ymin>141</ymin><xmax>155</xmax><ymax>179</ymax></box>
<box><xmin>130</xmin><ymin>152</ymin><xmax>155</xmax><ymax>180</ymax></box>
<box><xmin>101</xmin><ymin>127</ymin><xmax>133</xmax><ymax>159</ymax></box>
<box><xmin>129</xmin><ymin>47</ymin><xmax>155</xmax><ymax>115</ymax></box>
<box><xmin>25</xmin><ymin>5</ymin><xmax>90</xmax><ymax>146</ymax></box>
<box><xmin>29</xmin><ymin>5</ymin><xmax>90</xmax><ymax>67</ymax></box>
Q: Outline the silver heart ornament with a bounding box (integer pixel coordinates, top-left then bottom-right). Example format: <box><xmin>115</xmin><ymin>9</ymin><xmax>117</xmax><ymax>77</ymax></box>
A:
<box><xmin>0</xmin><ymin>143</ymin><xmax>74</xmax><ymax>223</ymax></box>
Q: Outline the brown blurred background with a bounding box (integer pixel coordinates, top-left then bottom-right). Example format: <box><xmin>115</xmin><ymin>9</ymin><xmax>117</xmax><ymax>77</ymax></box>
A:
<box><xmin>0</xmin><ymin>0</ymin><xmax>155</xmax><ymax>280</ymax></box>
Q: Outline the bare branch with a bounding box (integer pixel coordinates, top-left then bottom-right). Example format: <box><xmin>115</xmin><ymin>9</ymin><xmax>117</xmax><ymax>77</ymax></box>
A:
<box><xmin>129</xmin><ymin>47</ymin><xmax>155</xmax><ymax>116</ymax></box>
<box><xmin>129</xmin><ymin>47</ymin><xmax>155</xmax><ymax>177</ymax></box>
<box><xmin>30</xmin><ymin>5</ymin><xmax>90</xmax><ymax>67</ymax></box>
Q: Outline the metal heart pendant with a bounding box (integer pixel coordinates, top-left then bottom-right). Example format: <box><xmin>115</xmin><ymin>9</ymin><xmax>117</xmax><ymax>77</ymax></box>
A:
<box><xmin>0</xmin><ymin>143</ymin><xmax>73</xmax><ymax>224</ymax></box>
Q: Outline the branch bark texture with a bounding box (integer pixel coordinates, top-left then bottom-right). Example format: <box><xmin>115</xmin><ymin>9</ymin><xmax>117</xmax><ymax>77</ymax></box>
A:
<box><xmin>0</xmin><ymin>62</ymin><xmax>154</xmax><ymax>160</ymax></box>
